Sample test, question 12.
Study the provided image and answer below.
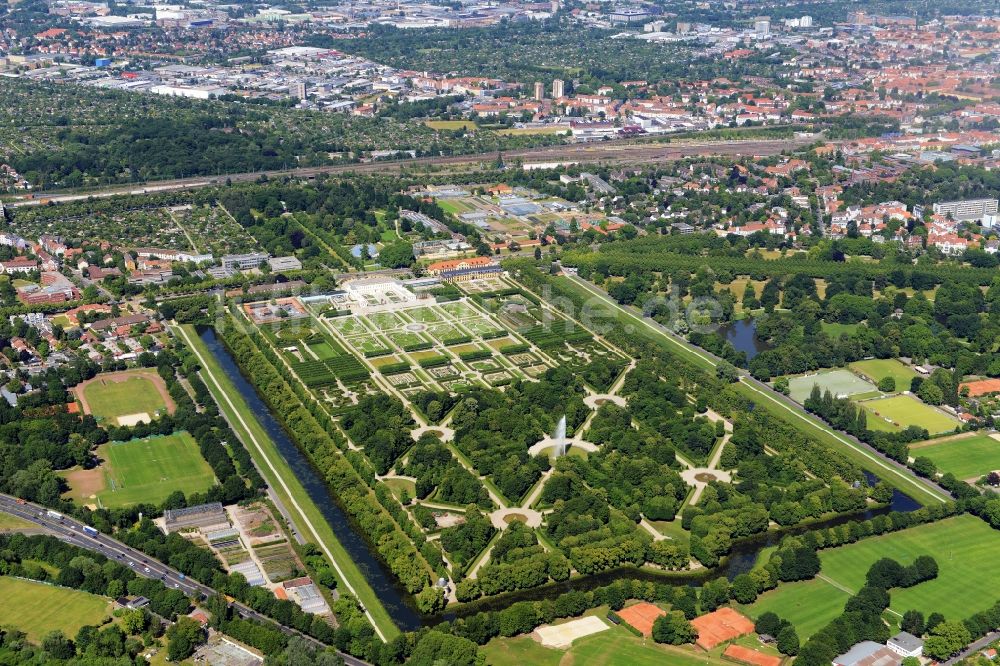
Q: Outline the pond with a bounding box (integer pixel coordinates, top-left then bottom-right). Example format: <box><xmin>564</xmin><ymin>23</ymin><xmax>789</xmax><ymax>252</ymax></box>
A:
<box><xmin>716</xmin><ymin>318</ymin><xmax>771</xmax><ymax>361</ymax></box>
<box><xmin>196</xmin><ymin>326</ymin><xmax>424</xmax><ymax>631</ymax></box>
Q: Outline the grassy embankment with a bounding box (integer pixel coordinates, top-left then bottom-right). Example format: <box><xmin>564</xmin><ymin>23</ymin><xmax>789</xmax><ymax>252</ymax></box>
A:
<box><xmin>175</xmin><ymin>324</ymin><xmax>399</xmax><ymax>641</ymax></box>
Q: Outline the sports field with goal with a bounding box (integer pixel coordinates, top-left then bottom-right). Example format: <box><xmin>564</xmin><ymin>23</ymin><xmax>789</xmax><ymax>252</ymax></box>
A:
<box><xmin>64</xmin><ymin>432</ymin><xmax>217</xmax><ymax>508</ymax></box>
<box><xmin>860</xmin><ymin>394</ymin><xmax>960</xmax><ymax>434</ymax></box>
<box><xmin>746</xmin><ymin>515</ymin><xmax>1000</xmax><ymax>639</ymax></box>
<box><xmin>911</xmin><ymin>433</ymin><xmax>1000</xmax><ymax>480</ymax></box>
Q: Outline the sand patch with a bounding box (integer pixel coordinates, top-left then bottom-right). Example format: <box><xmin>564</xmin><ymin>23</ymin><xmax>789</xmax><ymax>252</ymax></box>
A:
<box><xmin>533</xmin><ymin>616</ymin><xmax>608</xmax><ymax>649</ymax></box>
<box><xmin>116</xmin><ymin>412</ymin><xmax>151</xmax><ymax>427</ymax></box>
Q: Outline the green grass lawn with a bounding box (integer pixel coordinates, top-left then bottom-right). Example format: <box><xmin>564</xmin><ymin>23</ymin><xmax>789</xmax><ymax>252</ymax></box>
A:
<box><xmin>746</xmin><ymin>515</ymin><xmax>1000</xmax><ymax>637</ymax></box>
<box><xmin>83</xmin><ymin>374</ymin><xmax>168</xmax><ymax>422</ymax></box>
<box><xmin>97</xmin><ymin>432</ymin><xmax>216</xmax><ymax>508</ymax></box>
<box><xmin>0</xmin><ymin>511</ymin><xmax>35</xmax><ymax>531</ymax></box>
<box><xmin>821</xmin><ymin>321</ymin><xmax>860</xmax><ymax>337</ymax></box>
<box><xmin>0</xmin><ymin>577</ymin><xmax>111</xmax><ymax>642</ymax></box>
<box><xmin>306</xmin><ymin>341</ymin><xmax>339</xmax><ymax>360</ymax></box>
<box><xmin>913</xmin><ymin>433</ymin><xmax>1000</xmax><ymax>480</ymax></box>
<box><xmin>382</xmin><ymin>477</ymin><xmax>416</xmax><ymax>502</ymax></box>
<box><xmin>175</xmin><ymin>324</ymin><xmax>400</xmax><ymax>640</ymax></box>
<box><xmin>859</xmin><ymin>394</ymin><xmax>960</xmax><ymax>434</ymax></box>
<box><xmin>743</xmin><ymin>577</ymin><xmax>849</xmax><ymax>640</ymax></box>
<box><xmin>405</xmin><ymin>306</ymin><xmax>444</xmax><ymax>323</ymax></box>
<box><xmin>481</xmin><ymin>623</ymin><xmax>731</xmax><ymax>666</ymax></box>
<box><xmin>849</xmin><ymin>359</ymin><xmax>917</xmax><ymax>390</ymax></box>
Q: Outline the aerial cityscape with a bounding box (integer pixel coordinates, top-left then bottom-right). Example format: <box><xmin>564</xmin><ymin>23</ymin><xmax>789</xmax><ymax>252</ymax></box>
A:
<box><xmin>0</xmin><ymin>0</ymin><xmax>999</xmax><ymax>663</ymax></box>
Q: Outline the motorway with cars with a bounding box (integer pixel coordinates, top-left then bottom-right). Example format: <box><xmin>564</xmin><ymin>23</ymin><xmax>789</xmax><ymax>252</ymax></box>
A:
<box><xmin>0</xmin><ymin>493</ymin><xmax>371</xmax><ymax>666</ymax></box>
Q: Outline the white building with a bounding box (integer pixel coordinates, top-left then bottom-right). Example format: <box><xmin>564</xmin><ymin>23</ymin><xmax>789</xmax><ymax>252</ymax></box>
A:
<box><xmin>932</xmin><ymin>198</ymin><xmax>998</xmax><ymax>221</ymax></box>
<box><xmin>886</xmin><ymin>632</ymin><xmax>923</xmax><ymax>658</ymax></box>
<box><xmin>221</xmin><ymin>253</ymin><xmax>269</xmax><ymax>271</ymax></box>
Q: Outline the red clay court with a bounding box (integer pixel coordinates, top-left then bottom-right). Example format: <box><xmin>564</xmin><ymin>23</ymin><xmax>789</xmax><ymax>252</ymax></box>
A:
<box><xmin>616</xmin><ymin>602</ymin><xmax>666</xmax><ymax>637</ymax></box>
<box><xmin>691</xmin><ymin>607</ymin><xmax>756</xmax><ymax>650</ymax></box>
<box><xmin>960</xmin><ymin>378</ymin><xmax>1000</xmax><ymax>397</ymax></box>
<box><xmin>723</xmin><ymin>644</ymin><xmax>782</xmax><ymax>666</ymax></box>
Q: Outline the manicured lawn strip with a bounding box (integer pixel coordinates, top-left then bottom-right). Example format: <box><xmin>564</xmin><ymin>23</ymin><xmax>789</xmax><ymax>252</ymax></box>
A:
<box><xmin>97</xmin><ymin>432</ymin><xmax>216</xmax><ymax>508</ymax></box>
<box><xmin>849</xmin><ymin>359</ymin><xmax>918</xmax><ymax>389</ymax></box>
<box><xmin>176</xmin><ymin>325</ymin><xmax>399</xmax><ymax>640</ymax></box>
<box><xmin>0</xmin><ymin>577</ymin><xmax>111</xmax><ymax>643</ymax></box>
<box><xmin>553</xmin><ymin>276</ymin><xmax>948</xmax><ymax>505</ymax></box>
<box><xmin>915</xmin><ymin>433</ymin><xmax>1000</xmax><ymax>480</ymax></box>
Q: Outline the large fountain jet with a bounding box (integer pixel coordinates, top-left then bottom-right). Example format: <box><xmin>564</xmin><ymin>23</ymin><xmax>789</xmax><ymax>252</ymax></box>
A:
<box><xmin>554</xmin><ymin>415</ymin><xmax>567</xmax><ymax>457</ymax></box>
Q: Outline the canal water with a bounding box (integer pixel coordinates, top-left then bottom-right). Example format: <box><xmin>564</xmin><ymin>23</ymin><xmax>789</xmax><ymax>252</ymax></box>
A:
<box><xmin>197</xmin><ymin>325</ymin><xmax>920</xmax><ymax>628</ymax></box>
<box><xmin>197</xmin><ymin>326</ymin><xmax>424</xmax><ymax>631</ymax></box>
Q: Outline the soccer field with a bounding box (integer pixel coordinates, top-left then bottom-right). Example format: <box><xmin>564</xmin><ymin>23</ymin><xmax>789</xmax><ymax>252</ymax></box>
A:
<box><xmin>0</xmin><ymin>577</ymin><xmax>111</xmax><ymax>642</ymax></box>
<box><xmin>97</xmin><ymin>432</ymin><xmax>217</xmax><ymax>508</ymax></box>
<box><xmin>81</xmin><ymin>372</ymin><xmax>170</xmax><ymax>424</ymax></box>
<box><xmin>848</xmin><ymin>359</ymin><xmax>918</xmax><ymax>390</ymax></box>
<box><xmin>787</xmin><ymin>369</ymin><xmax>877</xmax><ymax>403</ymax></box>
<box><xmin>860</xmin><ymin>394</ymin><xmax>959</xmax><ymax>434</ymax></box>
<box><xmin>747</xmin><ymin>515</ymin><xmax>1000</xmax><ymax>637</ymax></box>
<box><xmin>912</xmin><ymin>433</ymin><xmax>1000</xmax><ymax>480</ymax></box>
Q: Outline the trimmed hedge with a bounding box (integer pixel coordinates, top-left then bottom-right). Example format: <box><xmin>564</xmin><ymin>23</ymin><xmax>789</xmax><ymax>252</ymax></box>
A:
<box><xmin>378</xmin><ymin>362</ymin><xmax>413</xmax><ymax>375</ymax></box>
<box><xmin>459</xmin><ymin>350</ymin><xmax>493</xmax><ymax>362</ymax></box>
<box><xmin>500</xmin><ymin>343</ymin><xmax>531</xmax><ymax>354</ymax></box>
<box><xmin>418</xmin><ymin>355</ymin><xmax>451</xmax><ymax>368</ymax></box>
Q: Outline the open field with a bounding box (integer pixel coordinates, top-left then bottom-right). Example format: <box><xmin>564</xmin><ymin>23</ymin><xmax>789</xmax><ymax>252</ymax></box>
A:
<box><xmin>912</xmin><ymin>433</ymin><xmax>1000</xmax><ymax>480</ymax></box>
<box><xmin>92</xmin><ymin>432</ymin><xmax>216</xmax><ymax>508</ymax></box>
<box><xmin>175</xmin><ymin>325</ymin><xmax>398</xmax><ymax>640</ymax></box>
<box><xmin>424</xmin><ymin>120</ymin><xmax>478</xmax><ymax>131</ymax></box>
<box><xmin>75</xmin><ymin>370</ymin><xmax>174</xmax><ymax>425</ymax></box>
<box><xmin>481</xmin><ymin>621</ymin><xmax>732</xmax><ymax>666</ymax></box>
<box><xmin>0</xmin><ymin>577</ymin><xmax>111</xmax><ymax>642</ymax></box>
<box><xmin>787</xmin><ymin>369</ymin><xmax>877</xmax><ymax>403</ymax></box>
<box><xmin>746</xmin><ymin>515</ymin><xmax>1000</xmax><ymax>637</ymax></box>
<box><xmin>848</xmin><ymin>359</ymin><xmax>918</xmax><ymax>390</ymax></box>
<box><xmin>860</xmin><ymin>394</ymin><xmax>959</xmax><ymax>434</ymax></box>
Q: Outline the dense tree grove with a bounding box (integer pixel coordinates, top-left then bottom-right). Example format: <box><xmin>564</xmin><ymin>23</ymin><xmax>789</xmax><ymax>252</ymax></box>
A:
<box><xmin>450</xmin><ymin>368</ymin><xmax>586</xmax><ymax>502</ymax></box>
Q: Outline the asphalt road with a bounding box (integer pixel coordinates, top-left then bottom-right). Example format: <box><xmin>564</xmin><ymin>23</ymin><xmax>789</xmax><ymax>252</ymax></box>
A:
<box><xmin>0</xmin><ymin>493</ymin><xmax>371</xmax><ymax>666</ymax></box>
<box><xmin>5</xmin><ymin>135</ymin><xmax>816</xmax><ymax>208</ymax></box>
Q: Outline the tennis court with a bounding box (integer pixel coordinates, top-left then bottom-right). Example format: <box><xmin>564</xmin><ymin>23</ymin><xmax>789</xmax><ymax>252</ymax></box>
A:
<box><xmin>787</xmin><ymin>369</ymin><xmax>877</xmax><ymax>403</ymax></box>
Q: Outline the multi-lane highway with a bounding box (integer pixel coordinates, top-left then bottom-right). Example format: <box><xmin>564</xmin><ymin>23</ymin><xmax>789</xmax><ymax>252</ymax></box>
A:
<box><xmin>4</xmin><ymin>134</ymin><xmax>817</xmax><ymax>208</ymax></box>
<box><xmin>0</xmin><ymin>494</ymin><xmax>371</xmax><ymax>666</ymax></box>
